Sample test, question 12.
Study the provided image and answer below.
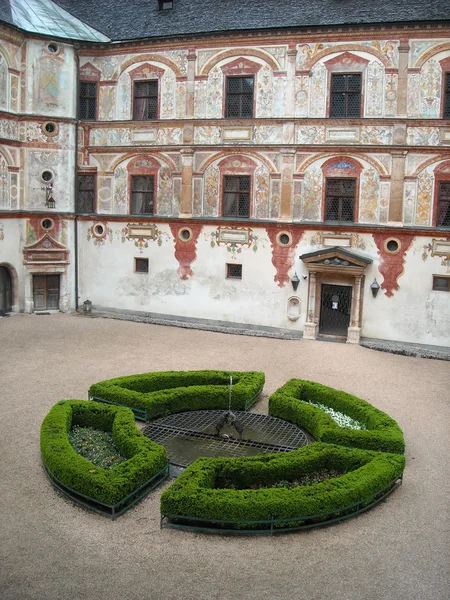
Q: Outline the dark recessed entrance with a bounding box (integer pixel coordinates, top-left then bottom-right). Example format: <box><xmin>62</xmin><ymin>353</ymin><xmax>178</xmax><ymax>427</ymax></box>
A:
<box><xmin>0</xmin><ymin>267</ymin><xmax>12</xmax><ymax>314</ymax></box>
<box><xmin>319</xmin><ymin>284</ymin><xmax>352</xmax><ymax>336</ymax></box>
<box><xmin>33</xmin><ymin>274</ymin><xmax>60</xmax><ymax>311</ymax></box>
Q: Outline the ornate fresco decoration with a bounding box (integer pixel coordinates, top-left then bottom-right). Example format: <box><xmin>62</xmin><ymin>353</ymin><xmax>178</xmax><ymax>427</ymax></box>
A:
<box><xmin>113</xmin><ymin>166</ymin><xmax>127</xmax><ymax>212</ymax></box>
<box><xmin>169</xmin><ymin>223</ymin><xmax>203</xmax><ymax>279</ymax></box>
<box><xmin>373</xmin><ymin>233</ymin><xmax>415</xmax><ymax>297</ymax></box>
<box><xmin>0</xmin><ymin>155</ymin><xmax>9</xmax><ymax>208</ymax></box>
<box><xmin>87</xmin><ymin>224</ymin><xmax>113</xmax><ymax>247</ymax></box>
<box><xmin>0</xmin><ymin>119</ymin><xmax>18</xmax><ymax>141</ymax></box>
<box><xmin>266</xmin><ymin>225</ymin><xmax>305</xmax><ymax>288</ymax></box>
<box><xmin>308</xmin><ymin>62</ymin><xmax>327</xmax><ymax>117</ymax></box>
<box><xmin>99</xmin><ymin>86</ymin><xmax>115</xmax><ymax>120</ymax></box>
<box><xmin>379</xmin><ymin>182</ymin><xmax>390</xmax><ymax>224</ymax></box>
<box><xmin>421</xmin><ymin>238</ymin><xmax>450</xmax><ymax>271</ymax></box>
<box><xmin>194</xmin><ymin>126</ymin><xmax>221</xmax><ymax>144</ymax></box>
<box><xmin>92</xmin><ymin>56</ymin><xmax>119</xmax><ymax>80</ymax></box>
<box><xmin>270</xmin><ymin>180</ymin><xmax>281</xmax><ymax>219</ymax></box>
<box><xmin>384</xmin><ymin>73</ymin><xmax>398</xmax><ymax>116</ymax></box>
<box><xmin>309</xmin><ymin>231</ymin><xmax>367</xmax><ymax>251</ymax></box>
<box><xmin>193</xmin><ymin>178</ymin><xmax>202</xmax><ymax>217</ymax></box>
<box><xmin>416</xmin><ymin>171</ymin><xmax>434</xmax><ymax>225</ymax></box>
<box><xmin>36</xmin><ymin>54</ymin><xmax>69</xmax><ymax>112</ymax></box>
<box><xmin>302</xmin><ymin>168</ymin><xmax>322</xmax><ymax>221</ymax></box>
<box><xmin>274</xmin><ymin>75</ymin><xmax>287</xmax><ymax>117</ymax></box>
<box><xmin>359</xmin><ymin>168</ymin><xmax>380</xmax><ymax>223</ymax></box>
<box><xmin>407</xmin><ymin>73</ymin><xmax>421</xmax><ymax>116</ymax></box>
<box><xmin>293</xmin><ymin>180</ymin><xmax>302</xmax><ymax>220</ymax></box>
<box><xmin>119</xmin><ymin>73</ymin><xmax>131</xmax><ymax>119</ymax></box>
<box><xmin>157</xmin><ymin>128</ymin><xmax>183</xmax><ymax>145</ymax></box>
<box><xmin>406</xmin><ymin>154</ymin><xmax>435</xmax><ymax>176</ymax></box>
<box><xmin>161</xmin><ymin>69</ymin><xmax>176</xmax><ymax>118</ymax></box>
<box><xmin>296</xmin><ymin>43</ymin><xmax>331</xmax><ymax>69</ymax></box>
<box><xmin>206</xmin><ymin>67</ymin><xmax>223</xmax><ymax>118</ymax></box>
<box><xmin>420</xmin><ymin>59</ymin><xmax>441</xmax><ymax>118</ymax></box>
<box><xmin>265</xmin><ymin>47</ymin><xmax>287</xmax><ymax>70</ymax></box>
<box><xmin>0</xmin><ymin>52</ymin><xmax>8</xmax><ymax>109</ymax></box>
<box><xmin>176</xmin><ymin>81</ymin><xmax>186</xmax><ymax>118</ymax></box>
<box><xmin>296</xmin><ymin>125</ymin><xmax>326</xmax><ymax>144</ymax></box>
<box><xmin>173</xmin><ymin>177</ymin><xmax>181</xmax><ymax>217</ymax></box>
<box><xmin>157</xmin><ymin>166</ymin><xmax>173</xmax><ymax>216</ymax></box>
<box><xmin>194</xmin><ymin>80</ymin><xmax>207</xmax><ymax>118</ymax></box>
<box><xmin>97</xmin><ymin>177</ymin><xmax>113</xmax><ymax>213</ymax></box>
<box><xmin>360</xmin><ymin>126</ymin><xmax>393</xmax><ymax>145</ymax></box>
<box><xmin>256</xmin><ymin>65</ymin><xmax>274</xmax><ymax>117</ymax></box>
<box><xmin>365</xmin><ymin>61</ymin><xmax>384</xmax><ymax>117</ymax></box>
<box><xmin>0</xmin><ymin>222</ymin><xmax>4</xmax><ymax>242</ymax></box>
<box><xmin>197</xmin><ymin>50</ymin><xmax>220</xmax><ymax>73</ymax></box>
<box><xmin>265</xmin><ymin>152</ymin><xmax>281</xmax><ymax>172</ymax></box>
<box><xmin>159</xmin><ymin>50</ymin><xmax>188</xmax><ymax>76</ymax></box>
<box><xmin>253</xmin><ymin>125</ymin><xmax>283</xmax><ymax>144</ymax></box>
<box><xmin>116</xmin><ymin>223</ymin><xmax>169</xmax><ymax>253</ymax></box>
<box><xmin>410</xmin><ymin>41</ymin><xmax>438</xmax><ymax>67</ymax></box>
<box><xmin>406</xmin><ymin>127</ymin><xmax>440</xmax><ymax>146</ymax></box>
<box><xmin>91</xmin><ymin>128</ymin><xmax>131</xmax><ymax>146</ymax></box>
<box><xmin>203</xmin><ymin>164</ymin><xmax>219</xmax><ymax>217</ymax></box>
<box><xmin>254</xmin><ymin>164</ymin><xmax>270</xmax><ymax>219</ymax></box>
<box><xmin>206</xmin><ymin>226</ymin><xmax>266</xmax><ymax>259</ymax></box>
<box><xmin>403</xmin><ymin>181</ymin><xmax>417</xmax><ymax>225</ymax></box>
<box><xmin>297</xmin><ymin>41</ymin><xmax>397</xmax><ymax>70</ymax></box>
<box><xmin>294</xmin><ymin>75</ymin><xmax>309</xmax><ymax>117</ymax></box>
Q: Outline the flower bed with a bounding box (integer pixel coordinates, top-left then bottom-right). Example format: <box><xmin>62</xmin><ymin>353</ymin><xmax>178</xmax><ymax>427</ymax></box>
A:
<box><xmin>69</xmin><ymin>426</ymin><xmax>126</xmax><ymax>469</ymax></box>
<box><xmin>41</xmin><ymin>400</ymin><xmax>168</xmax><ymax>516</ymax></box>
<box><xmin>160</xmin><ymin>443</ymin><xmax>405</xmax><ymax>532</ymax></box>
<box><xmin>269</xmin><ymin>380</ymin><xmax>405</xmax><ymax>454</ymax></box>
<box><xmin>89</xmin><ymin>370</ymin><xmax>265</xmax><ymax>421</ymax></box>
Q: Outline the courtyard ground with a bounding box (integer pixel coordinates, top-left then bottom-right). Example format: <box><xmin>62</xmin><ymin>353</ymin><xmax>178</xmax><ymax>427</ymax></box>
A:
<box><xmin>0</xmin><ymin>313</ymin><xmax>449</xmax><ymax>600</ymax></box>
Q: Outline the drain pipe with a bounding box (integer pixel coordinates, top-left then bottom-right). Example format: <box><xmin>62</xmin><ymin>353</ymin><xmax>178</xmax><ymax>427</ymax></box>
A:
<box><xmin>74</xmin><ymin>43</ymin><xmax>80</xmax><ymax>311</ymax></box>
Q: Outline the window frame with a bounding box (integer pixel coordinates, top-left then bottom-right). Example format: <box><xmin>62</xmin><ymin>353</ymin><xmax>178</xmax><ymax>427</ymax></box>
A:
<box><xmin>226</xmin><ymin>263</ymin><xmax>242</xmax><ymax>280</ymax></box>
<box><xmin>132</xmin><ymin>79</ymin><xmax>159</xmax><ymax>121</ymax></box>
<box><xmin>135</xmin><ymin>258</ymin><xmax>149</xmax><ymax>273</ymax></box>
<box><xmin>443</xmin><ymin>72</ymin><xmax>450</xmax><ymax>119</ymax></box>
<box><xmin>225</xmin><ymin>75</ymin><xmax>255</xmax><ymax>119</ymax></box>
<box><xmin>324</xmin><ymin>177</ymin><xmax>357</xmax><ymax>223</ymax></box>
<box><xmin>432</xmin><ymin>275</ymin><xmax>450</xmax><ymax>292</ymax></box>
<box><xmin>130</xmin><ymin>174</ymin><xmax>155</xmax><ymax>215</ymax></box>
<box><xmin>329</xmin><ymin>73</ymin><xmax>362</xmax><ymax>119</ymax></box>
<box><xmin>221</xmin><ymin>174</ymin><xmax>251</xmax><ymax>218</ymax></box>
<box><xmin>79</xmin><ymin>81</ymin><xmax>97</xmax><ymax>121</ymax></box>
<box><xmin>436</xmin><ymin>180</ymin><xmax>450</xmax><ymax>228</ymax></box>
<box><xmin>77</xmin><ymin>173</ymin><xmax>96</xmax><ymax>214</ymax></box>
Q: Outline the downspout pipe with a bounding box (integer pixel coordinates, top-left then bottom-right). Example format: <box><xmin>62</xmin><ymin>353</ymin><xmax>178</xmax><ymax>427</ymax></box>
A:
<box><xmin>74</xmin><ymin>43</ymin><xmax>80</xmax><ymax>311</ymax></box>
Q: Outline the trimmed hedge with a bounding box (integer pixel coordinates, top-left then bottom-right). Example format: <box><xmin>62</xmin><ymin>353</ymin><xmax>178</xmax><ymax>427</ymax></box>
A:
<box><xmin>269</xmin><ymin>380</ymin><xmax>405</xmax><ymax>454</ymax></box>
<box><xmin>41</xmin><ymin>400</ymin><xmax>167</xmax><ymax>505</ymax></box>
<box><xmin>89</xmin><ymin>370</ymin><xmax>265</xmax><ymax>421</ymax></box>
<box><xmin>160</xmin><ymin>443</ymin><xmax>405</xmax><ymax>529</ymax></box>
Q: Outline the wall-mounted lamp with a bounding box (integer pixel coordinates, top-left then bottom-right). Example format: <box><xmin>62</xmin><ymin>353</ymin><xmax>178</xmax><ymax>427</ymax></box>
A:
<box><xmin>41</xmin><ymin>182</ymin><xmax>56</xmax><ymax>209</ymax></box>
<box><xmin>291</xmin><ymin>272</ymin><xmax>300</xmax><ymax>292</ymax></box>
<box><xmin>83</xmin><ymin>299</ymin><xmax>92</xmax><ymax>313</ymax></box>
<box><xmin>370</xmin><ymin>279</ymin><xmax>380</xmax><ymax>298</ymax></box>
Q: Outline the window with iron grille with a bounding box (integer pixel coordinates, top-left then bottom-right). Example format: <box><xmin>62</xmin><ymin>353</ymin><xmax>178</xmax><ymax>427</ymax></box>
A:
<box><xmin>222</xmin><ymin>175</ymin><xmax>250</xmax><ymax>217</ymax></box>
<box><xmin>432</xmin><ymin>275</ymin><xmax>450</xmax><ymax>292</ymax></box>
<box><xmin>133</xmin><ymin>81</ymin><xmax>158</xmax><ymax>120</ymax></box>
<box><xmin>226</xmin><ymin>264</ymin><xmax>242</xmax><ymax>279</ymax></box>
<box><xmin>79</xmin><ymin>82</ymin><xmax>97</xmax><ymax>120</ymax></box>
<box><xmin>135</xmin><ymin>258</ymin><xmax>149</xmax><ymax>273</ymax></box>
<box><xmin>225</xmin><ymin>76</ymin><xmax>254</xmax><ymax>118</ymax></box>
<box><xmin>325</xmin><ymin>178</ymin><xmax>356</xmax><ymax>222</ymax></box>
<box><xmin>444</xmin><ymin>73</ymin><xmax>450</xmax><ymax>119</ymax></box>
<box><xmin>77</xmin><ymin>174</ymin><xmax>95</xmax><ymax>213</ymax></box>
<box><xmin>131</xmin><ymin>176</ymin><xmax>155</xmax><ymax>214</ymax></box>
<box><xmin>437</xmin><ymin>181</ymin><xmax>450</xmax><ymax>226</ymax></box>
<box><xmin>330</xmin><ymin>74</ymin><xmax>361</xmax><ymax>118</ymax></box>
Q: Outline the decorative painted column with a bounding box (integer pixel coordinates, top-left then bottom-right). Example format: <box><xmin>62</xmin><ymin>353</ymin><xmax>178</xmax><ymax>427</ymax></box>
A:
<box><xmin>347</xmin><ymin>275</ymin><xmax>362</xmax><ymax>344</ymax></box>
<box><xmin>280</xmin><ymin>148</ymin><xmax>295</xmax><ymax>220</ymax></box>
<box><xmin>180</xmin><ymin>149</ymin><xmax>194</xmax><ymax>217</ymax></box>
<box><xmin>389</xmin><ymin>150</ymin><xmax>407</xmax><ymax>223</ymax></box>
<box><xmin>285</xmin><ymin>45</ymin><xmax>297</xmax><ymax>118</ymax></box>
<box><xmin>303</xmin><ymin>271</ymin><xmax>318</xmax><ymax>339</ymax></box>
<box><xmin>396</xmin><ymin>41</ymin><xmax>410</xmax><ymax>117</ymax></box>
<box><xmin>186</xmin><ymin>49</ymin><xmax>197</xmax><ymax>118</ymax></box>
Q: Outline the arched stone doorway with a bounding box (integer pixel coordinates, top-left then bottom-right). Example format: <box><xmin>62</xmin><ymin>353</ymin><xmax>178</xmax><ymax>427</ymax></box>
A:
<box><xmin>0</xmin><ymin>265</ymin><xmax>13</xmax><ymax>314</ymax></box>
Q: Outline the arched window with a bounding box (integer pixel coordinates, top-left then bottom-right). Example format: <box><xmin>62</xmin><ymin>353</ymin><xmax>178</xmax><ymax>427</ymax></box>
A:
<box><xmin>321</xmin><ymin>158</ymin><xmax>362</xmax><ymax>223</ymax></box>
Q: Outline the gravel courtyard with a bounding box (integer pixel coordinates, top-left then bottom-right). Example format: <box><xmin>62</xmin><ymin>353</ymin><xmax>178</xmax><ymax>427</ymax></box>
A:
<box><xmin>0</xmin><ymin>313</ymin><xmax>449</xmax><ymax>600</ymax></box>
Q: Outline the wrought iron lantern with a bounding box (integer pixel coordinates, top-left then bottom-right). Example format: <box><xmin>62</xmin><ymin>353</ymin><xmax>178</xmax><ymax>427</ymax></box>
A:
<box><xmin>291</xmin><ymin>272</ymin><xmax>300</xmax><ymax>292</ymax></box>
<box><xmin>83</xmin><ymin>299</ymin><xmax>92</xmax><ymax>313</ymax></box>
<box><xmin>41</xmin><ymin>182</ymin><xmax>56</xmax><ymax>209</ymax></box>
<box><xmin>370</xmin><ymin>279</ymin><xmax>380</xmax><ymax>298</ymax></box>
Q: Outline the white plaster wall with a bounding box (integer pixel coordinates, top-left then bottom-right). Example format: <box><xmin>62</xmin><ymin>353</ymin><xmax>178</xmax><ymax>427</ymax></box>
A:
<box><xmin>0</xmin><ymin>218</ymin><xmax>26</xmax><ymax>311</ymax></box>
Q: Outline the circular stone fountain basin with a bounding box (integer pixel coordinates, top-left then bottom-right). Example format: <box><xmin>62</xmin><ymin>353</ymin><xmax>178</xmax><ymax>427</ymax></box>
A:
<box><xmin>143</xmin><ymin>410</ymin><xmax>310</xmax><ymax>468</ymax></box>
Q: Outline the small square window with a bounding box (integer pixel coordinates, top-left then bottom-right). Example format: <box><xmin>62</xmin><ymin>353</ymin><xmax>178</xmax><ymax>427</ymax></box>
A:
<box><xmin>432</xmin><ymin>275</ymin><xmax>450</xmax><ymax>292</ymax></box>
<box><xmin>135</xmin><ymin>258</ymin><xmax>149</xmax><ymax>273</ymax></box>
<box><xmin>226</xmin><ymin>264</ymin><xmax>242</xmax><ymax>279</ymax></box>
<box><xmin>159</xmin><ymin>0</ymin><xmax>173</xmax><ymax>9</ymax></box>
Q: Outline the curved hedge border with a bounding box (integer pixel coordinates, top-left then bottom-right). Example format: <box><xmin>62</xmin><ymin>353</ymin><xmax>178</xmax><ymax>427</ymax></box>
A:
<box><xmin>89</xmin><ymin>370</ymin><xmax>265</xmax><ymax>421</ymax></box>
<box><xmin>41</xmin><ymin>400</ymin><xmax>168</xmax><ymax>516</ymax></box>
<box><xmin>269</xmin><ymin>379</ymin><xmax>405</xmax><ymax>454</ymax></box>
<box><xmin>160</xmin><ymin>443</ymin><xmax>405</xmax><ymax>532</ymax></box>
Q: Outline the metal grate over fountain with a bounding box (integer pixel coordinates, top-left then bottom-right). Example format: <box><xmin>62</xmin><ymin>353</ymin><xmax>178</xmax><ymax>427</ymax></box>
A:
<box><xmin>143</xmin><ymin>410</ymin><xmax>309</xmax><ymax>468</ymax></box>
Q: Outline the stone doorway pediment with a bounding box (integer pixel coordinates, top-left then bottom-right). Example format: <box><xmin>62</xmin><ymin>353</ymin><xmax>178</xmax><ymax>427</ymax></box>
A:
<box><xmin>300</xmin><ymin>246</ymin><xmax>372</xmax><ymax>276</ymax></box>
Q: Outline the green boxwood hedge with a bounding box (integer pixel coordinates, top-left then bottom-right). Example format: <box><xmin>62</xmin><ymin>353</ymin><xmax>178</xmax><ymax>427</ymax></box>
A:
<box><xmin>160</xmin><ymin>443</ymin><xmax>405</xmax><ymax>530</ymax></box>
<box><xmin>269</xmin><ymin>380</ymin><xmax>405</xmax><ymax>454</ymax></box>
<box><xmin>41</xmin><ymin>400</ymin><xmax>167</xmax><ymax>506</ymax></box>
<box><xmin>89</xmin><ymin>370</ymin><xmax>265</xmax><ymax>421</ymax></box>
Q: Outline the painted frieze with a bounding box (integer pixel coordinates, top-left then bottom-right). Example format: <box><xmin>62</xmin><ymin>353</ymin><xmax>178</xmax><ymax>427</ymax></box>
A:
<box><xmin>407</xmin><ymin>127</ymin><xmax>440</xmax><ymax>146</ymax></box>
<box><xmin>365</xmin><ymin>61</ymin><xmax>384</xmax><ymax>117</ymax></box>
<box><xmin>308</xmin><ymin>62</ymin><xmax>327</xmax><ymax>117</ymax></box>
<box><xmin>206</xmin><ymin>67</ymin><xmax>223</xmax><ymax>118</ymax></box>
<box><xmin>194</xmin><ymin>126</ymin><xmax>221</xmax><ymax>145</ymax></box>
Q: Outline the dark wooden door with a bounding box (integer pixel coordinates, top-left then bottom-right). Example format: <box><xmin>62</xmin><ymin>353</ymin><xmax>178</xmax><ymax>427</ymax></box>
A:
<box><xmin>319</xmin><ymin>284</ymin><xmax>352</xmax><ymax>336</ymax></box>
<box><xmin>0</xmin><ymin>267</ymin><xmax>12</xmax><ymax>313</ymax></box>
<box><xmin>33</xmin><ymin>275</ymin><xmax>60</xmax><ymax>310</ymax></box>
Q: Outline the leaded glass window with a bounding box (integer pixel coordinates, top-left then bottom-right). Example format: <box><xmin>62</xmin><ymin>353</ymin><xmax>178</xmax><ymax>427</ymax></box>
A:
<box><xmin>131</xmin><ymin>176</ymin><xmax>154</xmax><ymax>214</ymax></box>
<box><xmin>133</xmin><ymin>81</ymin><xmax>158</xmax><ymax>120</ymax></box>
<box><xmin>330</xmin><ymin>74</ymin><xmax>361</xmax><ymax>118</ymax></box>
<box><xmin>325</xmin><ymin>178</ymin><xmax>356</xmax><ymax>222</ymax></box>
<box><xmin>222</xmin><ymin>175</ymin><xmax>250</xmax><ymax>217</ymax></box>
<box><xmin>225</xmin><ymin>77</ymin><xmax>254</xmax><ymax>118</ymax></box>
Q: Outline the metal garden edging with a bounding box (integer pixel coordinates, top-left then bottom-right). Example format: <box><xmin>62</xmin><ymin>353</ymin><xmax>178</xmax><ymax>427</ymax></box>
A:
<box><xmin>88</xmin><ymin>395</ymin><xmax>148</xmax><ymax>421</ymax></box>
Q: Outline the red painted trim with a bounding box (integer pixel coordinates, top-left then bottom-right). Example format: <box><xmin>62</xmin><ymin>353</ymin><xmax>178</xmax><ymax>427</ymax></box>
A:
<box><xmin>169</xmin><ymin>223</ymin><xmax>202</xmax><ymax>279</ymax></box>
<box><xmin>432</xmin><ymin>160</ymin><xmax>450</xmax><ymax>226</ymax></box>
<box><xmin>266</xmin><ymin>225</ymin><xmax>305</xmax><ymax>288</ymax></box>
<box><xmin>372</xmin><ymin>233</ymin><xmax>415</xmax><ymax>297</ymax></box>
